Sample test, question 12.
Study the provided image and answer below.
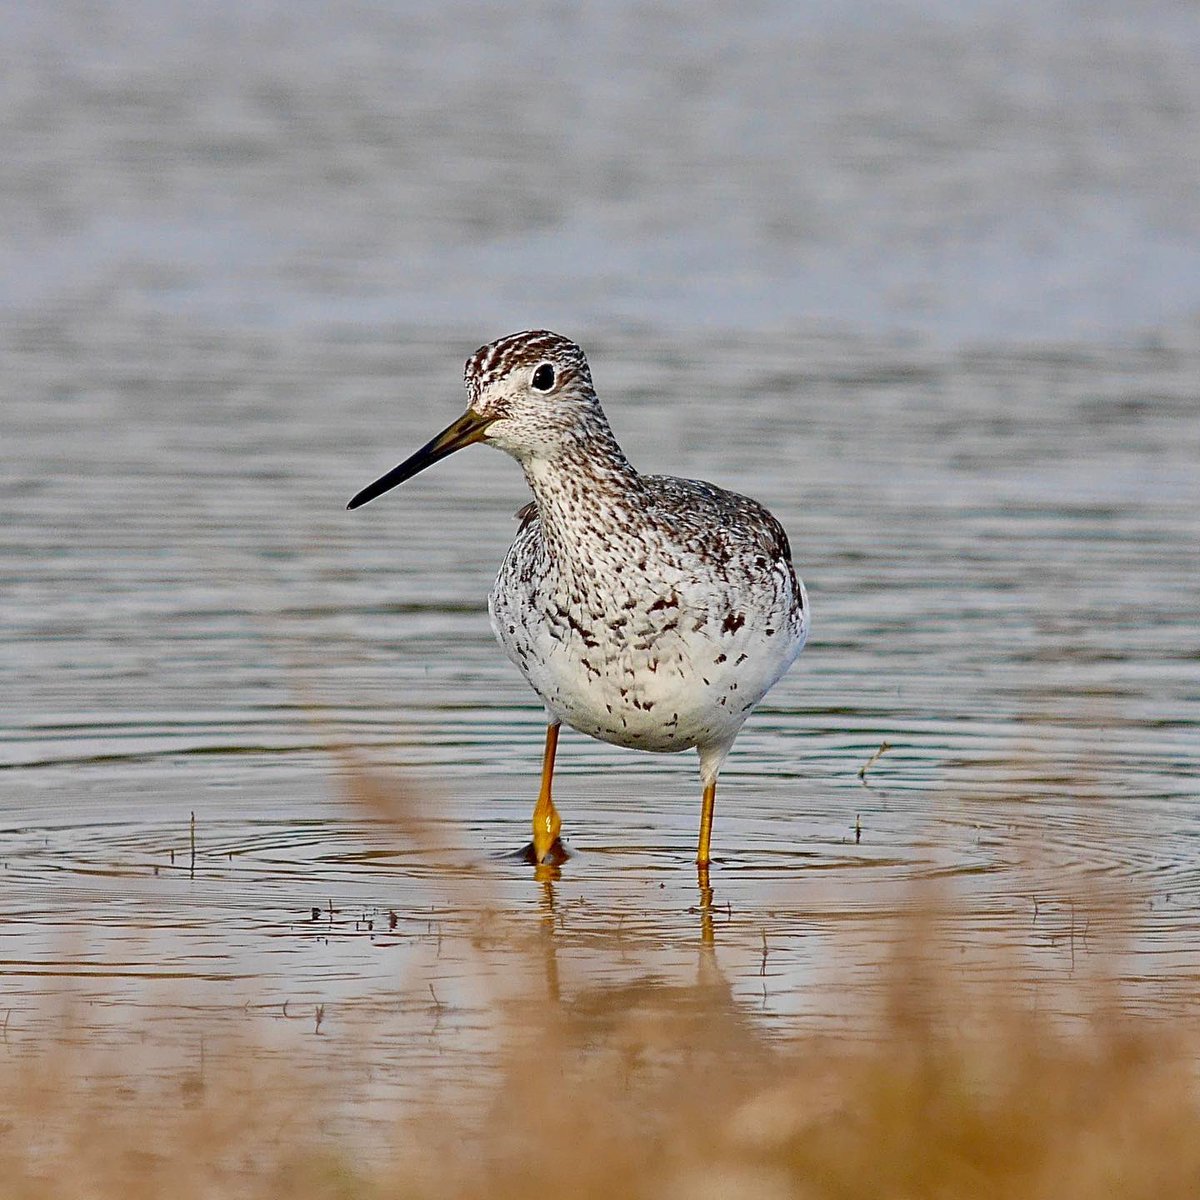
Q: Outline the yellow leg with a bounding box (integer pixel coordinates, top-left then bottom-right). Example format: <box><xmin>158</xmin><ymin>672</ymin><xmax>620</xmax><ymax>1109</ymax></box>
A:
<box><xmin>697</xmin><ymin>778</ymin><xmax>716</xmax><ymax>866</ymax></box>
<box><xmin>532</xmin><ymin>722</ymin><xmax>563</xmax><ymax>864</ymax></box>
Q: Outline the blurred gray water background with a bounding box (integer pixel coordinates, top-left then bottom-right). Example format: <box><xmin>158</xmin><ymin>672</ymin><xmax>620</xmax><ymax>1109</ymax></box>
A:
<box><xmin>1</xmin><ymin>0</ymin><xmax>1199</xmax><ymax>1067</ymax></box>
<box><xmin>5</xmin><ymin>0</ymin><xmax>1200</xmax><ymax>338</ymax></box>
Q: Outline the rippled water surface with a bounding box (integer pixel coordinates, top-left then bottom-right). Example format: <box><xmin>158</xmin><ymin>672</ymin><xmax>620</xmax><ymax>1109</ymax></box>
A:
<box><xmin>2</xmin><ymin>0</ymin><xmax>1200</xmax><ymax>1082</ymax></box>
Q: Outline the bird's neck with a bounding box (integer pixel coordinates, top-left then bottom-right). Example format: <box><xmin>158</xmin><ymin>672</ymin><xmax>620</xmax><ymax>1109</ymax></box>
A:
<box><xmin>520</xmin><ymin>426</ymin><xmax>646</xmax><ymax>572</ymax></box>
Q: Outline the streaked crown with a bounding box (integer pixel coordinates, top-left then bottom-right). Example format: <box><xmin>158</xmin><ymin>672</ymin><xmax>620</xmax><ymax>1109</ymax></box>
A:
<box><xmin>464</xmin><ymin>330</ymin><xmax>592</xmax><ymax>403</ymax></box>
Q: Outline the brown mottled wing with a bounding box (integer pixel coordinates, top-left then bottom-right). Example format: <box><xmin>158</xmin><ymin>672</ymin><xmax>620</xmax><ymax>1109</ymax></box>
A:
<box><xmin>642</xmin><ymin>476</ymin><xmax>794</xmax><ymax>566</ymax></box>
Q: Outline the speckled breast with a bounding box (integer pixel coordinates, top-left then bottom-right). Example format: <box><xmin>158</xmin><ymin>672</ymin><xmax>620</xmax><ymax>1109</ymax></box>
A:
<box><xmin>488</xmin><ymin>522</ymin><xmax>807</xmax><ymax>755</ymax></box>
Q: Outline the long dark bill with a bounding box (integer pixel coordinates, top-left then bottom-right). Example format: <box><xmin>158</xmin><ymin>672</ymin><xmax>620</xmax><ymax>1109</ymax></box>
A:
<box><xmin>347</xmin><ymin>409</ymin><xmax>494</xmax><ymax>510</ymax></box>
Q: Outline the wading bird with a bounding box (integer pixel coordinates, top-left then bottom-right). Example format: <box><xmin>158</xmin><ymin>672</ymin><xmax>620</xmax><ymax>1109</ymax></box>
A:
<box><xmin>349</xmin><ymin>331</ymin><xmax>807</xmax><ymax>867</ymax></box>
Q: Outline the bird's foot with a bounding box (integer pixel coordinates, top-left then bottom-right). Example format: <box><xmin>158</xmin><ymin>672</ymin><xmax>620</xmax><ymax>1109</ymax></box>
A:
<box><xmin>516</xmin><ymin>837</ymin><xmax>570</xmax><ymax>867</ymax></box>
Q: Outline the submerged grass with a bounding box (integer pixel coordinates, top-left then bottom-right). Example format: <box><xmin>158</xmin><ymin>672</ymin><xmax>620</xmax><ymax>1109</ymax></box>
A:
<box><xmin>3</xmin><ymin>765</ymin><xmax>1199</xmax><ymax>1198</ymax></box>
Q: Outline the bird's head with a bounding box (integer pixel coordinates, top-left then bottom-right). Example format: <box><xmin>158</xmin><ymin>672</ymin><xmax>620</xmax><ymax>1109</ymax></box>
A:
<box><xmin>347</xmin><ymin>330</ymin><xmax>602</xmax><ymax>510</ymax></box>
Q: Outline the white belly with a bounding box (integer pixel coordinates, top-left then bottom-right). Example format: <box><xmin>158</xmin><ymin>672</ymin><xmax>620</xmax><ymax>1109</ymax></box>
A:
<box><xmin>489</xmin><ymin>546</ymin><xmax>807</xmax><ymax>754</ymax></box>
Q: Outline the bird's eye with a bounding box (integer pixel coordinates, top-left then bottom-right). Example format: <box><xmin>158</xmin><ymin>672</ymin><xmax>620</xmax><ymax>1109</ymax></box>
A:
<box><xmin>531</xmin><ymin>363</ymin><xmax>556</xmax><ymax>391</ymax></box>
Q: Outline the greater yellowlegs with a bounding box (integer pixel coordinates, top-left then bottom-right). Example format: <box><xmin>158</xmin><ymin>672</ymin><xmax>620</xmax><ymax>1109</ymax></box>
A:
<box><xmin>348</xmin><ymin>331</ymin><xmax>808</xmax><ymax>866</ymax></box>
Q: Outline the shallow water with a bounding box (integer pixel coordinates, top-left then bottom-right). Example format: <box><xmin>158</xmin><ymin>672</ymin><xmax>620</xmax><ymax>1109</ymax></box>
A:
<box><xmin>4</xmin><ymin>321</ymin><xmax>1198</xmax><ymax>1062</ymax></box>
<box><xmin>2</xmin><ymin>0</ymin><xmax>1200</xmax><ymax>1083</ymax></box>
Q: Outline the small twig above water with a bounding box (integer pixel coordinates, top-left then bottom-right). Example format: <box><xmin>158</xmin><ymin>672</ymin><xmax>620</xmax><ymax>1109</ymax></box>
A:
<box><xmin>858</xmin><ymin>741</ymin><xmax>892</xmax><ymax>786</ymax></box>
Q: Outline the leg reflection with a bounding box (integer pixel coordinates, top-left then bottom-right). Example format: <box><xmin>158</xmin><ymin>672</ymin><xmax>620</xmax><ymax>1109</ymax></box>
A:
<box><xmin>695</xmin><ymin>862</ymin><xmax>733</xmax><ymax>996</ymax></box>
<box><xmin>537</xmin><ymin>876</ymin><xmax>561</xmax><ymax>1006</ymax></box>
<box><xmin>697</xmin><ymin>863</ymin><xmax>715</xmax><ymax>948</ymax></box>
